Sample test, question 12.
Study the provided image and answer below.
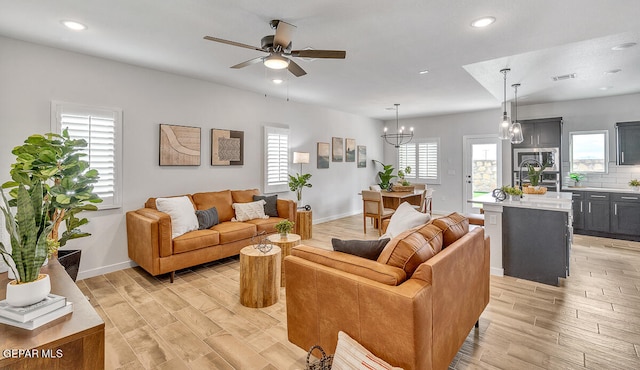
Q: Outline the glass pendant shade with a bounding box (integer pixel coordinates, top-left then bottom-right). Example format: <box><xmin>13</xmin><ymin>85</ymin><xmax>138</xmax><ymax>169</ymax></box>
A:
<box><xmin>510</xmin><ymin>122</ymin><xmax>524</xmax><ymax>144</ymax></box>
<box><xmin>499</xmin><ymin>114</ymin><xmax>511</xmax><ymax>139</ymax></box>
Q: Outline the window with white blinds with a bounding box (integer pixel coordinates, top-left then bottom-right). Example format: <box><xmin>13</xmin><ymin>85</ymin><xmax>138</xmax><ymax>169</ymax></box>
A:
<box><xmin>264</xmin><ymin>126</ymin><xmax>290</xmax><ymax>193</ymax></box>
<box><xmin>51</xmin><ymin>102</ymin><xmax>123</xmax><ymax>209</ymax></box>
<box><xmin>399</xmin><ymin>139</ymin><xmax>440</xmax><ymax>184</ymax></box>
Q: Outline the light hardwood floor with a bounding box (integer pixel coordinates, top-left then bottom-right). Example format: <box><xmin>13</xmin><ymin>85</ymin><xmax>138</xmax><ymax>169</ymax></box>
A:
<box><xmin>78</xmin><ymin>215</ymin><xmax>640</xmax><ymax>369</ymax></box>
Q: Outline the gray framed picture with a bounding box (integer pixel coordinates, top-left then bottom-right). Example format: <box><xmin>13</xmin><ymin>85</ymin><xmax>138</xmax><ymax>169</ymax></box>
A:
<box><xmin>332</xmin><ymin>137</ymin><xmax>343</xmax><ymax>162</ymax></box>
<box><xmin>357</xmin><ymin>145</ymin><xmax>367</xmax><ymax>168</ymax></box>
<box><xmin>159</xmin><ymin>124</ymin><xmax>201</xmax><ymax>166</ymax></box>
<box><xmin>317</xmin><ymin>142</ymin><xmax>330</xmax><ymax>169</ymax></box>
<box><xmin>211</xmin><ymin>128</ymin><xmax>244</xmax><ymax>166</ymax></box>
<box><xmin>345</xmin><ymin>138</ymin><xmax>356</xmax><ymax>162</ymax></box>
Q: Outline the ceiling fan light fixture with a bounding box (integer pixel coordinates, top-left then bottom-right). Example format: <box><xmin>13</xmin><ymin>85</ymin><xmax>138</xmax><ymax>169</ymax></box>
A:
<box><xmin>471</xmin><ymin>16</ymin><xmax>496</xmax><ymax>28</ymax></box>
<box><xmin>264</xmin><ymin>54</ymin><xmax>290</xmax><ymax>70</ymax></box>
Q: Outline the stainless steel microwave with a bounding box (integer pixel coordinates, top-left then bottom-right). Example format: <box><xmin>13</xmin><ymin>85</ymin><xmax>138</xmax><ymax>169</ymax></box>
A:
<box><xmin>513</xmin><ymin>147</ymin><xmax>559</xmax><ymax>172</ymax></box>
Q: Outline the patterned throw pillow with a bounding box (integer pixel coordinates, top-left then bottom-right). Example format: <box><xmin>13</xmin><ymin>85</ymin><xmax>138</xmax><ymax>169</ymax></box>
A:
<box><xmin>332</xmin><ymin>331</ymin><xmax>403</xmax><ymax>370</ymax></box>
<box><xmin>195</xmin><ymin>207</ymin><xmax>219</xmax><ymax>229</ymax></box>
<box><xmin>232</xmin><ymin>200</ymin><xmax>269</xmax><ymax>222</ymax></box>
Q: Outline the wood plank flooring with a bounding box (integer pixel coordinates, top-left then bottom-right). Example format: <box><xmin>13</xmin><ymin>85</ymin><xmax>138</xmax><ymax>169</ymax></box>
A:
<box><xmin>78</xmin><ymin>215</ymin><xmax>640</xmax><ymax>369</ymax></box>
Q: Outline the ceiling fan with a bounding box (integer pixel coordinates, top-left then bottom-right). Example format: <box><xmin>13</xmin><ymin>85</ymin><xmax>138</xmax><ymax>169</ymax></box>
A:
<box><xmin>204</xmin><ymin>19</ymin><xmax>346</xmax><ymax>77</ymax></box>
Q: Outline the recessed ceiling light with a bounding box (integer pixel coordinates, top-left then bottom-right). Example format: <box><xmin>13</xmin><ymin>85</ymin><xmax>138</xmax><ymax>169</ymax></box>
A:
<box><xmin>61</xmin><ymin>20</ymin><xmax>87</xmax><ymax>31</ymax></box>
<box><xmin>470</xmin><ymin>16</ymin><xmax>496</xmax><ymax>28</ymax></box>
<box><xmin>272</xmin><ymin>79</ymin><xmax>284</xmax><ymax>84</ymax></box>
<box><xmin>599</xmin><ymin>86</ymin><xmax>613</xmax><ymax>91</ymax></box>
<box><xmin>604</xmin><ymin>69</ymin><xmax>622</xmax><ymax>74</ymax></box>
<box><xmin>418</xmin><ymin>70</ymin><xmax>429</xmax><ymax>75</ymax></box>
<box><xmin>611</xmin><ymin>42</ymin><xmax>637</xmax><ymax>50</ymax></box>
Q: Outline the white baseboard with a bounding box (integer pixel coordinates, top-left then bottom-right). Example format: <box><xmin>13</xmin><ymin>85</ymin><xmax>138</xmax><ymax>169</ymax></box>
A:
<box><xmin>313</xmin><ymin>210</ymin><xmax>360</xmax><ymax>224</ymax></box>
<box><xmin>77</xmin><ymin>260</ymin><xmax>138</xmax><ymax>281</ymax></box>
<box><xmin>490</xmin><ymin>267</ymin><xmax>504</xmax><ymax>276</ymax></box>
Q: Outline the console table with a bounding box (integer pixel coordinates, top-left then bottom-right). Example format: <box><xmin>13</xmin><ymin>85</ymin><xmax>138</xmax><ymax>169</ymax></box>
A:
<box><xmin>0</xmin><ymin>259</ymin><xmax>105</xmax><ymax>370</ymax></box>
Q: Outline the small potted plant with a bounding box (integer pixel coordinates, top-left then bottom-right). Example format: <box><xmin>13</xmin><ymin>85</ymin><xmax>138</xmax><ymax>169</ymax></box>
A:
<box><xmin>397</xmin><ymin>166</ymin><xmax>412</xmax><ymax>186</ymax></box>
<box><xmin>373</xmin><ymin>160</ymin><xmax>396</xmax><ymax>191</ymax></box>
<box><xmin>630</xmin><ymin>179</ymin><xmax>640</xmax><ymax>192</ymax></box>
<box><xmin>274</xmin><ymin>220</ymin><xmax>295</xmax><ymax>239</ymax></box>
<box><xmin>288</xmin><ymin>173</ymin><xmax>312</xmax><ymax>208</ymax></box>
<box><xmin>502</xmin><ymin>185</ymin><xmax>523</xmax><ymax>201</ymax></box>
<box><xmin>569</xmin><ymin>173</ymin><xmax>586</xmax><ymax>188</ymax></box>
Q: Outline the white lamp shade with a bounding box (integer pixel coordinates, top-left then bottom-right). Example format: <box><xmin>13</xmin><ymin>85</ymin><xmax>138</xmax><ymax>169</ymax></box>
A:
<box><xmin>293</xmin><ymin>152</ymin><xmax>310</xmax><ymax>164</ymax></box>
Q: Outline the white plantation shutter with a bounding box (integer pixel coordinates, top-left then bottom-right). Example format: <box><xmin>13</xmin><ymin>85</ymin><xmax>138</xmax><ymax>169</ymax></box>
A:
<box><xmin>52</xmin><ymin>102</ymin><xmax>123</xmax><ymax>209</ymax></box>
<box><xmin>399</xmin><ymin>138</ymin><xmax>440</xmax><ymax>184</ymax></box>
<box><xmin>264</xmin><ymin>126</ymin><xmax>290</xmax><ymax>193</ymax></box>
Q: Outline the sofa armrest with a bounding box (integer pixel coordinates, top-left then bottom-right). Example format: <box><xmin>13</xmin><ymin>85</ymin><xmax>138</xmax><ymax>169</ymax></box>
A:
<box><xmin>276</xmin><ymin>198</ymin><xmax>296</xmax><ymax>222</ymax></box>
<box><xmin>129</xmin><ymin>208</ymin><xmax>173</xmax><ymax>258</ymax></box>
<box><xmin>290</xmin><ymin>245</ymin><xmax>406</xmax><ymax>286</ymax></box>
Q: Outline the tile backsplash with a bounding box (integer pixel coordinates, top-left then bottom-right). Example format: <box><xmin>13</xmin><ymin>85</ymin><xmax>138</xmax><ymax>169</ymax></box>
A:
<box><xmin>563</xmin><ymin>161</ymin><xmax>640</xmax><ymax>189</ymax></box>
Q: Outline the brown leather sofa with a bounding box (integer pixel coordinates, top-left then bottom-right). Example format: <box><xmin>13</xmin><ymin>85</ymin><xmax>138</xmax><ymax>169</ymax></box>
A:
<box><xmin>126</xmin><ymin>189</ymin><xmax>296</xmax><ymax>282</ymax></box>
<box><xmin>284</xmin><ymin>213</ymin><xmax>490</xmax><ymax>370</ymax></box>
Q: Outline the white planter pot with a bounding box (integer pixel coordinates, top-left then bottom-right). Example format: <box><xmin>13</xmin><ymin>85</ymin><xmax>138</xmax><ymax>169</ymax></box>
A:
<box><xmin>5</xmin><ymin>274</ymin><xmax>51</xmax><ymax>307</ymax></box>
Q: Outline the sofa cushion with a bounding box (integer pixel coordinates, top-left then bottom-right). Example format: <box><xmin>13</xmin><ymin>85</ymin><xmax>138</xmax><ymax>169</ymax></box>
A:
<box><xmin>245</xmin><ymin>217</ymin><xmax>285</xmax><ymax>234</ymax></box>
<box><xmin>232</xmin><ymin>200</ymin><xmax>269</xmax><ymax>221</ymax></box>
<box><xmin>192</xmin><ymin>190</ymin><xmax>234</xmax><ymax>222</ymax></box>
<box><xmin>145</xmin><ymin>194</ymin><xmax>195</xmax><ymax>210</ymax></box>
<box><xmin>332</xmin><ymin>331</ymin><xmax>403</xmax><ymax>370</ymax></box>
<box><xmin>211</xmin><ymin>221</ymin><xmax>257</xmax><ymax>244</ymax></box>
<box><xmin>381</xmin><ymin>201</ymin><xmax>431</xmax><ymax>239</ymax></box>
<box><xmin>253</xmin><ymin>194</ymin><xmax>279</xmax><ymax>217</ymax></box>
<box><xmin>432</xmin><ymin>212</ymin><xmax>469</xmax><ymax>247</ymax></box>
<box><xmin>173</xmin><ymin>229</ymin><xmax>220</xmax><ymax>254</ymax></box>
<box><xmin>331</xmin><ymin>238</ymin><xmax>390</xmax><ymax>260</ymax></box>
<box><xmin>377</xmin><ymin>223</ymin><xmax>443</xmax><ymax>277</ymax></box>
<box><xmin>195</xmin><ymin>207</ymin><xmax>219</xmax><ymax>230</ymax></box>
<box><xmin>155</xmin><ymin>196</ymin><xmax>199</xmax><ymax>239</ymax></box>
<box><xmin>231</xmin><ymin>189</ymin><xmax>260</xmax><ymax>203</ymax></box>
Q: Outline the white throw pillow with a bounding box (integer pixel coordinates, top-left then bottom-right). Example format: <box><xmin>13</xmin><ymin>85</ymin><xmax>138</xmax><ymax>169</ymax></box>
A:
<box><xmin>232</xmin><ymin>199</ymin><xmax>269</xmax><ymax>222</ymax></box>
<box><xmin>380</xmin><ymin>201</ymin><xmax>431</xmax><ymax>239</ymax></box>
<box><xmin>155</xmin><ymin>196</ymin><xmax>199</xmax><ymax>239</ymax></box>
<box><xmin>332</xmin><ymin>331</ymin><xmax>403</xmax><ymax>370</ymax></box>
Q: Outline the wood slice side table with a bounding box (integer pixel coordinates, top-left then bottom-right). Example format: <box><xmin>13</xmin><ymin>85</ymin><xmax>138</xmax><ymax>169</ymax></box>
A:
<box><xmin>267</xmin><ymin>233</ymin><xmax>301</xmax><ymax>287</ymax></box>
<box><xmin>239</xmin><ymin>245</ymin><xmax>281</xmax><ymax>308</ymax></box>
<box><xmin>296</xmin><ymin>210</ymin><xmax>312</xmax><ymax>240</ymax></box>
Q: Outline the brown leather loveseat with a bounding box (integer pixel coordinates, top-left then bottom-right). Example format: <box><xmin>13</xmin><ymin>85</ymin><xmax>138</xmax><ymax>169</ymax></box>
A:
<box><xmin>126</xmin><ymin>189</ymin><xmax>295</xmax><ymax>282</ymax></box>
<box><xmin>284</xmin><ymin>213</ymin><xmax>490</xmax><ymax>370</ymax></box>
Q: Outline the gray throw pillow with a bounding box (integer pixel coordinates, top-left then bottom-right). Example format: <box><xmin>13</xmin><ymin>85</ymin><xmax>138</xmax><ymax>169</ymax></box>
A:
<box><xmin>253</xmin><ymin>194</ymin><xmax>278</xmax><ymax>217</ymax></box>
<box><xmin>331</xmin><ymin>238</ymin><xmax>391</xmax><ymax>260</ymax></box>
<box><xmin>195</xmin><ymin>207</ymin><xmax>219</xmax><ymax>230</ymax></box>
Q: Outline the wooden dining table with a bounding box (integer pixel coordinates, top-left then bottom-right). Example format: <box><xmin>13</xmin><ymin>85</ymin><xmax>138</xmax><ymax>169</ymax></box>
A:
<box><xmin>381</xmin><ymin>190</ymin><xmax>423</xmax><ymax>210</ymax></box>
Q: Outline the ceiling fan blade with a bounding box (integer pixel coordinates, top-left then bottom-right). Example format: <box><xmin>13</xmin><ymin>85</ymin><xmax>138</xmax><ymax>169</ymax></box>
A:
<box><xmin>291</xmin><ymin>50</ymin><xmax>346</xmax><ymax>59</ymax></box>
<box><xmin>203</xmin><ymin>36</ymin><xmax>265</xmax><ymax>52</ymax></box>
<box><xmin>231</xmin><ymin>57</ymin><xmax>264</xmax><ymax>69</ymax></box>
<box><xmin>273</xmin><ymin>20</ymin><xmax>296</xmax><ymax>50</ymax></box>
<box><xmin>287</xmin><ymin>59</ymin><xmax>307</xmax><ymax>77</ymax></box>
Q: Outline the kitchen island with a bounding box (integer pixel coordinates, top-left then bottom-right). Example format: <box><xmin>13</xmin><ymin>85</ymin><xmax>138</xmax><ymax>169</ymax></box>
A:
<box><xmin>470</xmin><ymin>191</ymin><xmax>572</xmax><ymax>286</ymax></box>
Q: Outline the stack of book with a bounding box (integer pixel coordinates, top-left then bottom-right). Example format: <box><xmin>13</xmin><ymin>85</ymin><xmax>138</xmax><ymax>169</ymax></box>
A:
<box><xmin>0</xmin><ymin>294</ymin><xmax>73</xmax><ymax>330</ymax></box>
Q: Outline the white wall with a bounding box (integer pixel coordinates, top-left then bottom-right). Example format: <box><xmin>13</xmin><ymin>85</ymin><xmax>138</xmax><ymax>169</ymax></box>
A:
<box><xmin>0</xmin><ymin>36</ymin><xmax>383</xmax><ymax>279</ymax></box>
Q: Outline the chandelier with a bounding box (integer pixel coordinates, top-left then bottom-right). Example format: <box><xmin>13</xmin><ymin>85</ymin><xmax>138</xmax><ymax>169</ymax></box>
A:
<box><xmin>498</xmin><ymin>68</ymin><xmax>511</xmax><ymax>140</ymax></box>
<box><xmin>382</xmin><ymin>104</ymin><xmax>413</xmax><ymax>148</ymax></box>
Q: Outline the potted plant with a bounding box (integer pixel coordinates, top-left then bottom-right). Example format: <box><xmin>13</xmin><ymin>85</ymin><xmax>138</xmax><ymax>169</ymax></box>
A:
<box><xmin>502</xmin><ymin>185</ymin><xmax>523</xmax><ymax>201</ymax></box>
<box><xmin>630</xmin><ymin>179</ymin><xmax>640</xmax><ymax>192</ymax></box>
<box><xmin>373</xmin><ymin>160</ymin><xmax>396</xmax><ymax>191</ymax></box>
<box><xmin>526</xmin><ymin>162</ymin><xmax>550</xmax><ymax>188</ymax></box>
<box><xmin>569</xmin><ymin>173</ymin><xmax>586</xmax><ymax>187</ymax></box>
<box><xmin>1</xmin><ymin>129</ymin><xmax>102</xmax><ymax>283</ymax></box>
<box><xmin>1</xmin><ymin>182</ymin><xmax>55</xmax><ymax>306</ymax></box>
<box><xmin>397</xmin><ymin>166</ymin><xmax>412</xmax><ymax>186</ymax></box>
<box><xmin>274</xmin><ymin>219</ymin><xmax>295</xmax><ymax>239</ymax></box>
<box><xmin>288</xmin><ymin>173</ymin><xmax>312</xmax><ymax>207</ymax></box>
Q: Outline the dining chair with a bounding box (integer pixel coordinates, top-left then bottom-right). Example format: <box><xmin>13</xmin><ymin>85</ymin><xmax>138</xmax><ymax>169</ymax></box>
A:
<box><xmin>413</xmin><ymin>183</ymin><xmax>426</xmax><ymax>190</ymax></box>
<box><xmin>362</xmin><ymin>190</ymin><xmax>395</xmax><ymax>236</ymax></box>
<box><xmin>422</xmin><ymin>189</ymin><xmax>434</xmax><ymax>215</ymax></box>
<box><xmin>369</xmin><ymin>184</ymin><xmax>382</xmax><ymax>191</ymax></box>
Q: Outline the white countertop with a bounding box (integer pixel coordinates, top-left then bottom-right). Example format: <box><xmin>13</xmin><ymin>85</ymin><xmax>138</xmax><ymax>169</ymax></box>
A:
<box><xmin>562</xmin><ymin>186</ymin><xmax>640</xmax><ymax>195</ymax></box>
<box><xmin>471</xmin><ymin>191</ymin><xmax>572</xmax><ymax>212</ymax></box>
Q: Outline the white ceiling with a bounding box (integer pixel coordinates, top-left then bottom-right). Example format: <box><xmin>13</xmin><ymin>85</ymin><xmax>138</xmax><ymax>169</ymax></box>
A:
<box><xmin>1</xmin><ymin>0</ymin><xmax>639</xmax><ymax>120</ymax></box>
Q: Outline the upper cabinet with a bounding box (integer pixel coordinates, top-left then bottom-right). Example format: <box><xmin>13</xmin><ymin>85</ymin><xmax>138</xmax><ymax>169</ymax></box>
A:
<box><xmin>513</xmin><ymin>117</ymin><xmax>562</xmax><ymax>148</ymax></box>
<box><xmin>617</xmin><ymin>121</ymin><xmax>640</xmax><ymax>165</ymax></box>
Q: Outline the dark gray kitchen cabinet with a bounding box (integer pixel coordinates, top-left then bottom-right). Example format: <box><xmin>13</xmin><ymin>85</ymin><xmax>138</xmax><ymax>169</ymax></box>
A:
<box><xmin>571</xmin><ymin>192</ymin><xmax>584</xmax><ymax>230</ymax></box>
<box><xmin>616</xmin><ymin>121</ymin><xmax>640</xmax><ymax>165</ymax></box>
<box><xmin>513</xmin><ymin>117</ymin><xmax>562</xmax><ymax>148</ymax></box>
<box><xmin>611</xmin><ymin>193</ymin><xmax>640</xmax><ymax>236</ymax></box>
<box><xmin>585</xmin><ymin>192</ymin><xmax>610</xmax><ymax>233</ymax></box>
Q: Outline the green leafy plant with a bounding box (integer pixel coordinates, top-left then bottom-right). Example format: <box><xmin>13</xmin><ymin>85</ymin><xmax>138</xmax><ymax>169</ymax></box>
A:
<box><xmin>0</xmin><ymin>182</ymin><xmax>54</xmax><ymax>283</ymax></box>
<box><xmin>630</xmin><ymin>179</ymin><xmax>640</xmax><ymax>187</ymax></box>
<box><xmin>274</xmin><ymin>219</ymin><xmax>294</xmax><ymax>235</ymax></box>
<box><xmin>373</xmin><ymin>160</ymin><xmax>396</xmax><ymax>190</ymax></box>
<box><xmin>288</xmin><ymin>173</ymin><xmax>312</xmax><ymax>202</ymax></box>
<box><xmin>1</xmin><ymin>129</ymin><xmax>102</xmax><ymax>257</ymax></box>
<box><xmin>569</xmin><ymin>173</ymin><xmax>585</xmax><ymax>185</ymax></box>
<box><xmin>397</xmin><ymin>166</ymin><xmax>412</xmax><ymax>186</ymax></box>
<box><xmin>501</xmin><ymin>185</ymin><xmax>523</xmax><ymax>196</ymax></box>
<box><xmin>527</xmin><ymin>162</ymin><xmax>551</xmax><ymax>187</ymax></box>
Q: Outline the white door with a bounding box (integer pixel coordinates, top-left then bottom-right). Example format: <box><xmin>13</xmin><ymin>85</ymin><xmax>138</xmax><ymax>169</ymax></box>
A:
<box><xmin>463</xmin><ymin>135</ymin><xmax>502</xmax><ymax>214</ymax></box>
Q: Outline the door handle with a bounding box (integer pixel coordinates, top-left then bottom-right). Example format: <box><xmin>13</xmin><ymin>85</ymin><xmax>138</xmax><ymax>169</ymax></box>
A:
<box><xmin>621</xmin><ymin>196</ymin><xmax>638</xmax><ymax>200</ymax></box>
<box><xmin>588</xmin><ymin>202</ymin><xmax>591</xmax><ymax>213</ymax></box>
<box><xmin>615</xmin><ymin>203</ymin><xmax>617</xmax><ymax>216</ymax></box>
<box><xmin>621</xmin><ymin>151</ymin><xmax>625</xmax><ymax>163</ymax></box>
<box><xmin>580</xmin><ymin>202</ymin><xmax>583</xmax><ymax>213</ymax></box>
<box><xmin>590</xmin><ymin>195</ymin><xmax>606</xmax><ymax>198</ymax></box>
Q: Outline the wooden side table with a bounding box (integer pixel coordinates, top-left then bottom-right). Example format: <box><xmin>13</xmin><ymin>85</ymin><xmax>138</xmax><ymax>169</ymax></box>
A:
<box><xmin>296</xmin><ymin>210</ymin><xmax>312</xmax><ymax>240</ymax></box>
<box><xmin>267</xmin><ymin>233</ymin><xmax>301</xmax><ymax>287</ymax></box>
<box><xmin>239</xmin><ymin>245</ymin><xmax>281</xmax><ymax>308</ymax></box>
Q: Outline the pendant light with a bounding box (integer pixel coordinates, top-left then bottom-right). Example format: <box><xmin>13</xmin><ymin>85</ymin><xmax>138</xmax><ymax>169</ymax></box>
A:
<box><xmin>382</xmin><ymin>104</ymin><xmax>413</xmax><ymax>148</ymax></box>
<box><xmin>498</xmin><ymin>68</ymin><xmax>511</xmax><ymax>140</ymax></box>
<box><xmin>510</xmin><ymin>83</ymin><xmax>524</xmax><ymax>144</ymax></box>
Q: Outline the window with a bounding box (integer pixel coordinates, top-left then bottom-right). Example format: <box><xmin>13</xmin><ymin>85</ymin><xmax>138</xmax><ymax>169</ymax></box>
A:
<box><xmin>264</xmin><ymin>126</ymin><xmax>290</xmax><ymax>193</ymax></box>
<box><xmin>51</xmin><ymin>102</ymin><xmax>123</xmax><ymax>209</ymax></box>
<box><xmin>569</xmin><ymin>130</ymin><xmax>608</xmax><ymax>173</ymax></box>
<box><xmin>399</xmin><ymin>138</ymin><xmax>440</xmax><ymax>183</ymax></box>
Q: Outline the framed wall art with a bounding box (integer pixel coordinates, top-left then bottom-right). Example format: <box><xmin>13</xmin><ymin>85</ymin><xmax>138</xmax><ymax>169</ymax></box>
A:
<box><xmin>357</xmin><ymin>145</ymin><xmax>367</xmax><ymax>168</ymax></box>
<box><xmin>332</xmin><ymin>137</ymin><xmax>344</xmax><ymax>162</ymax></box>
<box><xmin>345</xmin><ymin>138</ymin><xmax>356</xmax><ymax>162</ymax></box>
<box><xmin>211</xmin><ymin>128</ymin><xmax>244</xmax><ymax>166</ymax></box>
<box><xmin>317</xmin><ymin>142</ymin><xmax>330</xmax><ymax>169</ymax></box>
<box><xmin>159</xmin><ymin>124</ymin><xmax>201</xmax><ymax>166</ymax></box>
